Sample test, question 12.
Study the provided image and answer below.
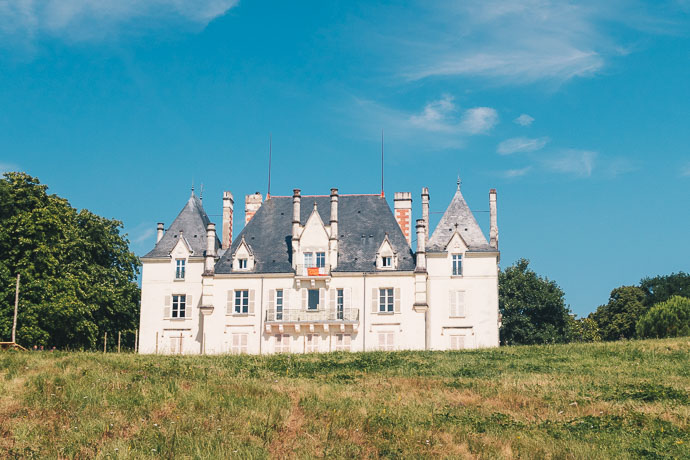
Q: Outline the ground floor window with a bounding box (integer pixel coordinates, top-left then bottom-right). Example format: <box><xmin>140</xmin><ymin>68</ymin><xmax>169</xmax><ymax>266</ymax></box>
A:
<box><xmin>275</xmin><ymin>334</ymin><xmax>290</xmax><ymax>353</ymax></box>
<box><xmin>378</xmin><ymin>332</ymin><xmax>395</xmax><ymax>351</ymax></box>
<box><xmin>169</xmin><ymin>336</ymin><xmax>183</xmax><ymax>354</ymax></box>
<box><xmin>231</xmin><ymin>333</ymin><xmax>248</xmax><ymax>354</ymax></box>
<box><xmin>449</xmin><ymin>335</ymin><xmax>466</xmax><ymax>350</ymax></box>
<box><xmin>305</xmin><ymin>334</ymin><xmax>320</xmax><ymax>353</ymax></box>
<box><xmin>334</xmin><ymin>333</ymin><xmax>351</xmax><ymax>352</ymax></box>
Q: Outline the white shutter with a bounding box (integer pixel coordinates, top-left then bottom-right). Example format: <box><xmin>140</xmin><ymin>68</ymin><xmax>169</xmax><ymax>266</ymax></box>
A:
<box><xmin>226</xmin><ymin>290</ymin><xmax>233</xmax><ymax>315</ymax></box>
<box><xmin>344</xmin><ymin>287</ymin><xmax>352</xmax><ymax>309</ymax></box>
<box><xmin>378</xmin><ymin>332</ymin><xmax>385</xmax><ymax>349</ymax></box>
<box><xmin>319</xmin><ymin>288</ymin><xmax>325</xmax><ymax>310</ymax></box>
<box><xmin>457</xmin><ymin>291</ymin><xmax>465</xmax><ymax>317</ymax></box>
<box><xmin>329</xmin><ymin>288</ymin><xmax>336</xmax><ymax>310</ymax></box>
<box><xmin>164</xmin><ymin>295</ymin><xmax>171</xmax><ymax>319</ymax></box>
<box><xmin>302</xmin><ymin>289</ymin><xmax>308</xmax><ymax>310</ymax></box>
<box><xmin>394</xmin><ymin>288</ymin><xmax>401</xmax><ymax>313</ymax></box>
<box><xmin>241</xmin><ymin>334</ymin><xmax>247</xmax><ymax>351</ymax></box>
<box><xmin>450</xmin><ymin>335</ymin><xmax>457</xmax><ymax>350</ymax></box>
<box><xmin>371</xmin><ymin>288</ymin><xmax>378</xmax><ymax>313</ymax></box>
<box><xmin>457</xmin><ymin>335</ymin><xmax>465</xmax><ymax>350</ymax></box>
<box><xmin>185</xmin><ymin>295</ymin><xmax>192</xmax><ymax>318</ymax></box>
<box><xmin>268</xmin><ymin>289</ymin><xmax>275</xmax><ymax>316</ymax></box>
<box><xmin>249</xmin><ymin>290</ymin><xmax>255</xmax><ymax>315</ymax></box>
<box><xmin>449</xmin><ymin>291</ymin><xmax>457</xmax><ymax>317</ymax></box>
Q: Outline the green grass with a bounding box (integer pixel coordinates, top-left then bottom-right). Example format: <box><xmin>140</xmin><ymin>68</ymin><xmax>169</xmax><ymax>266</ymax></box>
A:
<box><xmin>1</xmin><ymin>339</ymin><xmax>688</xmax><ymax>459</ymax></box>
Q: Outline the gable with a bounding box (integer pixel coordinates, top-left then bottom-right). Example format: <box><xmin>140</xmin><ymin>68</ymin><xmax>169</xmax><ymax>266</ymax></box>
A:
<box><xmin>446</xmin><ymin>231</ymin><xmax>467</xmax><ymax>253</ymax></box>
<box><xmin>299</xmin><ymin>206</ymin><xmax>330</xmax><ymax>251</ymax></box>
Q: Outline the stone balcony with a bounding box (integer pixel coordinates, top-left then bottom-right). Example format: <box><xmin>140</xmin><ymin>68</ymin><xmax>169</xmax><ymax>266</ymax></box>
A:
<box><xmin>264</xmin><ymin>307</ymin><xmax>359</xmax><ymax>333</ymax></box>
<box><xmin>294</xmin><ymin>264</ymin><xmax>331</xmax><ymax>288</ymax></box>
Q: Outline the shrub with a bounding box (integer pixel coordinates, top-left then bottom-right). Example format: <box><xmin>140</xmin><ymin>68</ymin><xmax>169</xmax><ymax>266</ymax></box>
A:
<box><xmin>636</xmin><ymin>296</ymin><xmax>690</xmax><ymax>339</ymax></box>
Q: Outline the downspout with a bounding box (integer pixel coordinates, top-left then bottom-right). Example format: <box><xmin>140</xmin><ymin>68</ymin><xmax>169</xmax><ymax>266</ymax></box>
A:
<box><xmin>259</xmin><ymin>276</ymin><xmax>264</xmax><ymax>355</ymax></box>
<box><xmin>362</xmin><ymin>273</ymin><xmax>367</xmax><ymax>352</ymax></box>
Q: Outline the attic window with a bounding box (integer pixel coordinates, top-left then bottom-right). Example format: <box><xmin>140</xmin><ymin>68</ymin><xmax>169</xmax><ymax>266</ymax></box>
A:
<box><xmin>382</xmin><ymin>256</ymin><xmax>392</xmax><ymax>268</ymax></box>
<box><xmin>238</xmin><ymin>258</ymin><xmax>248</xmax><ymax>270</ymax></box>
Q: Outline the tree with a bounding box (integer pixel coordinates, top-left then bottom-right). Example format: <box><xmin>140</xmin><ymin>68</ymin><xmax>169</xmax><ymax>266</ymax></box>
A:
<box><xmin>639</xmin><ymin>272</ymin><xmax>690</xmax><ymax>307</ymax></box>
<box><xmin>636</xmin><ymin>296</ymin><xmax>690</xmax><ymax>339</ymax></box>
<box><xmin>499</xmin><ymin>259</ymin><xmax>571</xmax><ymax>345</ymax></box>
<box><xmin>567</xmin><ymin>316</ymin><xmax>601</xmax><ymax>343</ymax></box>
<box><xmin>590</xmin><ymin>286</ymin><xmax>646</xmax><ymax>341</ymax></box>
<box><xmin>0</xmin><ymin>172</ymin><xmax>140</xmax><ymax>349</ymax></box>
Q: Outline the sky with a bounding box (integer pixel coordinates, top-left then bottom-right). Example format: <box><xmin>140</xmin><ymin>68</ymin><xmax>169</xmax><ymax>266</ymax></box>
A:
<box><xmin>1</xmin><ymin>0</ymin><xmax>689</xmax><ymax>316</ymax></box>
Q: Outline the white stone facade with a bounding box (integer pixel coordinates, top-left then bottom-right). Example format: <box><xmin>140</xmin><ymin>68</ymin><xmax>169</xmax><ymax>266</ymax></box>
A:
<box><xmin>138</xmin><ymin>185</ymin><xmax>500</xmax><ymax>354</ymax></box>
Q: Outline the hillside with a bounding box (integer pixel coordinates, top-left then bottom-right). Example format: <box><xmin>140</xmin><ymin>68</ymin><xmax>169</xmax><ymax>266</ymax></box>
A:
<box><xmin>1</xmin><ymin>339</ymin><xmax>688</xmax><ymax>459</ymax></box>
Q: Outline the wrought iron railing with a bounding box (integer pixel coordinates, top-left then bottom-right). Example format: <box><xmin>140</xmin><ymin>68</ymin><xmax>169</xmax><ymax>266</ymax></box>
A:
<box><xmin>265</xmin><ymin>308</ymin><xmax>359</xmax><ymax>322</ymax></box>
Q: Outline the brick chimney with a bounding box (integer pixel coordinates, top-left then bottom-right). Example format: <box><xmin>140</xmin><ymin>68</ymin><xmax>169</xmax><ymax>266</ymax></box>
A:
<box><xmin>421</xmin><ymin>187</ymin><xmax>430</xmax><ymax>242</ymax></box>
<box><xmin>245</xmin><ymin>192</ymin><xmax>263</xmax><ymax>225</ymax></box>
<box><xmin>394</xmin><ymin>192</ymin><xmax>412</xmax><ymax>246</ymax></box>
<box><xmin>156</xmin><ymin>223</ymin><xmax>165</xmax><ymax>243</ymax></box>
<box><xmin>222</xmin><ymin>191</ymin><xmax>234</xmax><ymax>249</ymax></box>
<box><xmin>489</xmin><ymin>188</ymin><xmax>498</xmax><ymax>249</ymax></box>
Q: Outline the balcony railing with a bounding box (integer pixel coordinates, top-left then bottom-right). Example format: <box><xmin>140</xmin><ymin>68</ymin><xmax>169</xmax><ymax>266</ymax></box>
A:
<box><xmin>265</xmin><ymin>308</ymin><xmax>359</xmax><ymax>323</ymax></box>
<box><xmin>295</xmin><ymin>264</ymin><xmax>330</xmax><ymax>277</ymax></box>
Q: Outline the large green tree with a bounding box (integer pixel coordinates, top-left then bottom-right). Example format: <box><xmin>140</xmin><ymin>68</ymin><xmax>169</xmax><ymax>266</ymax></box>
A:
<box><xmin>639</xmin><ymin>272</ymin><xmax>690</xmax><ymax>307</ymax></box>
<box><xmin>590</xmin><ymin>286</ymin><xmax>646</xmax><ymax>341</ymax></box>
<box><xmin>499</xmin><ymin>259</ymin><xmax>571</xmax><ymax>345</ymax></box>
<box><xmin>0</xmin><ymin>172</ymin><xmax>140</xmax><ymax>349</ymax></box>
<box><xmin>636</xmin><ymin>296</ymin><xmax>690</xmax><ymax>339</ymax></box>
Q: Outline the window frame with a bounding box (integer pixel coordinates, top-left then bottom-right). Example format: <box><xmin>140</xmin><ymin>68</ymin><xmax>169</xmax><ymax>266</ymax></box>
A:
<box><xmin>172</xmin><ymin>294</ymin><xmax>186</xmax><ymax>319</ymax></box>
<box><xmin>304</xmin><ymin>252</ymin><xmax>314</xmax><ymax>267</ymax></box>
<box><xmin>307</xmin><ymin>289</ymin><xmax>319</xmax><ymax>311</ymax></box>
<box><xmin>231</xmin><ymin>333</ymin><xmax>248</xmax><ymax>354</ymax></box>
<box><xmin>336</xmin><ymin>288</ymin><xmax>344</xmax><ymax>320</ymax></box>
<box><xmin>379</xmin><ymin>288</ymin><xmax>394</xmax><ymax>313</ymax></box>
<box><xmin>316</xmin><ymin>252</ymin><xmax>326</xmax><ymax>268</ymax></box>
<box><xmin>234</xmin><ymin>290</ymin><xmax>249</xmax><ymax>314</ymax></box>
<box><xmin>335</xmin><ymin>333</ymin><xmax>351</xmax><ymax>352</ymax></box>
<box><xmin>382</xmin><ymin>256</ymin><xmax>392</xmax><ymax>268</ymax></box>
<box><xmin>276</xmin><ymin>289</ymin><xmax>283</xmax><ymax>320</ymax></box>
<box><xmin>452</xmin><ymin>254</ymin><xmax>463</xmax><ymax>276</ymax></box>
<box><xmin>238</xmin><ymin>258</ymin><xmax>248</xmax><ymax>269</ymax></box>
<box><xmin>275</xmin><ymin>334</ymin><xmax>290</xmax><ymax>353</ymax></box>
<box><xmin>305</xmin><ymin>333</ymin><xmax>319</xmax><ymax>353</ymax></box>
<box><xmin>175</xmin><ymin>259</ymin><xmax>186</xmax><ymax>280</ymax></box>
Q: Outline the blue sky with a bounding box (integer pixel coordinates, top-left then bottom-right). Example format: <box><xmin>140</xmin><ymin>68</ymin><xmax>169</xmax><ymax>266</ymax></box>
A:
<box><xmin>1</xmin><ymin>0</ymin><xmax>689</xmax><ymax>316</ymax></box>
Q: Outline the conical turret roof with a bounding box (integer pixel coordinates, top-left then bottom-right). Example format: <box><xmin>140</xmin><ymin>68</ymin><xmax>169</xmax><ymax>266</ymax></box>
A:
<box><xmin>427</xmin><ymin>186</ymin><xmax>493</xmax><ymax>252</ymax></box>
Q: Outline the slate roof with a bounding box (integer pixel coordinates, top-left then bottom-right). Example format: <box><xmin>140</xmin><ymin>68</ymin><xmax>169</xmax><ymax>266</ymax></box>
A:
<box><xmin>142</xmin><ymin>193</ymin><xmax>220</xmax><ymax>259</ymax></box>
<box><xmin>215</xmin><ymin>195</ymin><xmax>415</xmax><ymax>274</ymax></box>
<box><xmin>427</xmin><ymin>187</ymin><xmax>494</xmax><ymax>253</ymax></box>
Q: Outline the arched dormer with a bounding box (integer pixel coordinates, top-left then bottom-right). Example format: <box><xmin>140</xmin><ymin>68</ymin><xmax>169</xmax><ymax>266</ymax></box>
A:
<box><xmin>376</xmin><ymin>233</ymin><xmax>398</xmax><ymax>270</ymax></box>
<box><xmin>232</xmin><ymin>237</ymin><xmax>255</xmax><ymax>271</ymax></box>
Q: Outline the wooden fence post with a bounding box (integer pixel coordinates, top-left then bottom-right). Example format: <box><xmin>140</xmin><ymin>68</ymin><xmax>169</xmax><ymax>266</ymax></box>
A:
<box><xmin>104</xmin><ymin>332</ymin><xmax>107</xmax><ymax>353</ymax></box>
<box><xmin>117</xmin><ymin>332</ymin><xmax>121</xmax><ymax>353</ymax></box>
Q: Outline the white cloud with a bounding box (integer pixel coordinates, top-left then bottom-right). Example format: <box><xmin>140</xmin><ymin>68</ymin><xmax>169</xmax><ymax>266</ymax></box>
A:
<box><xmin>0</xmin><ymin>0</ymin><xmax>238</xmax><ymax>41</ymax></box>
<box><xmin>459</xmin><ymin>107</ymin><xmax>498</xmax><ymax>134</ymax></box>
<box><xmin>409</xmin><ymin>94</ymin><xmax>457</xmax><ymax>132</ymax></box>
<box><xmin>497</xmin><ymin>136</ymin><xmax>548</xmax><ymax>155</ymax></box>
<box><xmin>502</xmin><ymin>166</ymin><xmax>532</xmax><ymax>178</ymax></box>
<box><xmin>133</xmin><ymin>227</ymin><xmax>155</xmax><ymax>244</ymax></box>
<box><xmin>543</xmin><ymin>149</ymin><xmax>597</xmax><ymax>177</ymax></box>
<box><xmin>514</xmin><ymin>114</ymin><xmax>534</xmax><ymax>126</ymax></box>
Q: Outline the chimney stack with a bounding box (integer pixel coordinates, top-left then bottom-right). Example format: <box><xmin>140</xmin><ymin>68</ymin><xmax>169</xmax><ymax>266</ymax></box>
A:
<box><xmin>415</xmin><ymin>219</ymin><xmax>426</xmax><ymax>272</ymax></box>
<box><xmin>222</xmin><ymin>191</ymin><xmax>234</xmax><ymax>249</ymax></box>
<box><xmin>394</xmin><ymin>192</ymin><xmax>412</xmax><ymax>246</ymax></box>
<box><xmin>204</xmin><ymin>223</ymin><xmax>216</xmax><ymax>274</ymax></box>
<box><xmin>421</xmin><ymin>187</ymin><xmax>430</xmax><ymax>242</ymax></box>
<box><xmin>489</xmin><ymin>189</ymin><xmax>498</xmax><ymax>249</ymax></box>
<box><xmin>245</xmin><ymin>192</ymin><xmax>263</xmax><ymax>225</ymax></box>
<box><xmin>292</xmin><ymin>189</ymin><xmax>301</xmax><ymax>239</ymax></box>
<box><xmin>156</xmin><ymin>223</ymin><xmax>165</xmax><ymax>243</ymax></box>
<box><xmin>329</xmin><ymin>188</ymin><xmax>339</xmax><ymax>238</ymax></box>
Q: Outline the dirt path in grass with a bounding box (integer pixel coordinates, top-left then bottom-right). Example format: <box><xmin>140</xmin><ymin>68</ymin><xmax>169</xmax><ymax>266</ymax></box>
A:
<box><xmin>269</xmin><ymin>392</ymin><xmax>305</xmax><ymax>458</ymax></box>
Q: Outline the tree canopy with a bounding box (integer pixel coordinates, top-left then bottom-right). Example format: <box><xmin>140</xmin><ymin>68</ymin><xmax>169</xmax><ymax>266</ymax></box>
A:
<box><xmin>636</xmin><ymin>295</ymin><xmax>690</xmax><ymax>339</ymax></box>
<box><xmin>639</xmin><ymin>272</ymin><xmax>690</xmax><ymax>307</ymax></box>
<box><xmin>590</xmin><ymin>286</ymin><xmax>646</xmax><ymax>341</ymax></box>
<box><xmin>0</xmin><ymin>172</ymin><xmax>140</xmax><ymax>349</ymax></box>
<box><xmin>499</xmin><ymin>259</ymin><xmax>571</xmax><ymax>345</ymax></box>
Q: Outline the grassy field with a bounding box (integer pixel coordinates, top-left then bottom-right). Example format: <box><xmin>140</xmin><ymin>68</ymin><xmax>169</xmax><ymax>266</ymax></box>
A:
<box><xmin>0</xmin><ymin>339</ymin><xmax>688</xmax><ymax>459</ymax></box>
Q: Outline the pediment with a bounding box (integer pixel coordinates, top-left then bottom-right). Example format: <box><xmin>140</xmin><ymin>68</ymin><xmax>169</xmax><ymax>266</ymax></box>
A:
<box><xmin>171</xmin><ymin>233</ymin><xmax>193</xmax><ymax>257</ymax></box>
<box><xmin>376</xmin><ymin>234</ymin><xmax>396</xmax><ymax>257</ymax></box>
<box><xmin>445</xmin><ymin>231</ymin><xmax>468</xmax><ymax>252</ymax></box>
<box><xmin>300</xmin><ymin>204</ymin><xmax>330</xmax><ymax>249</ymax></box>
<box><xmin>233</xmin><ymin>237</ymin><xmax>254</xmax><ymax>259</ymax></box>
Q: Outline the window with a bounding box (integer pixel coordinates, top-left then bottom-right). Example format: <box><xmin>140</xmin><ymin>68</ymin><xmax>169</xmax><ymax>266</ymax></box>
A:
<box><xmin>450</xmin><ymin>335</ymin><xmax>465</xmax><ymax>350</ymax></box>
<box><xmin>336</xmin><ymin>289</ymin><xmax>344</xmax><ymax>320</ymax></box>
<box><xmin>449</xmin><ymin>291</ymin><xmax>465</xmax><ymax>318</ymax></box>
<box><xmin>276</xmin><ymin>289</ymin><xmax>283</xmax><ymax>320</ymax></box>
<box><xmin>305</xmin><ymin>334</ymin><xmax>319</xmax><ymax>353</ymax></box>
<box><xmin>378</xmin><ymin>332</ymin><xmax>395</xmax><ymax>351</ymax></box>
<box><xmin>308</xmin><ymin>289</ymin><xmax>319</xmax><ymax>310</ymax></box>
<box><xmin>175</xmin><ymin>259</ymin><xmax>186</xmax><ymax>279</ymax></box>
<box><xmin>304</xmin><ymin>252</ymin><xmax>314</xmax><ymax>267</ymax></box>
<box><xmin>382</xmin><ymin>256</ymin><xmax>392</xmax><ymax>268</ymax></box>
<box><xmin>452</xmin><ymin>254</ymin><xmax>463</xmax><ymax>276</ymax></box>
<box><xmin>231</xmin><ymin>333</ymin><xmax>248</xmax><ymax>354</ymax></box>
<box><xmin>275</xmin><ymin>334</ymin><xmax>290</xmax><ymax>353</ymax></box>
<box><xmin>170</xmin><ymin>335</ymin><xmax>183</xmax><ymax>354</ymax></box>
<box><xmin>234</xmin><ymin>290</ymin><xmax>249</xmax><ymax>314</ymax></box>
<box><xmin>316</xmin><ymin>252</ymin><xmax>326</xmax><ymax>268</ymax></box>
<box><xmin>379</xmin><ymin>288</ymin><xmax>394</xmax><ymax>313</ymax></box>
<box><xmin>172</xmin><ymin>295</ymin><xmax>186</xmax><ymax>318</ymax></box>
<box><xmin>238</xmin><ymin>258</ymin><xmax>248</xmax><ymax>269</ymax></box>
<box><xmin>335</xmin><ymin>334</ymin><xmax>351</xmax><ymax>352</ymax></box>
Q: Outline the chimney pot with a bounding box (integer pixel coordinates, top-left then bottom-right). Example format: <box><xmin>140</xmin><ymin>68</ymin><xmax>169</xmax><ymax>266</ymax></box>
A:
<box><xmin>204</xmin><ymin>223</ymin><xmax>216</xmax><ymax>274</ymax></box>
<box><xmin>415</xmin><ymin>219</ymin><xmax>427</xmax><ymax>272</ymax></box>
<box><xmin>421</xmin><ymin>187</ymin><xmax>430</xmax><ymax>242</ymax></box>
<box><xmin>244</xmin><ymin>192</ymin><xmax>263</xmax><ymax>225</ymax></box>
<box><xmin>156</xmin><ymin>223</ymin><xmax>165</xmax><ymax>243</ymax></box>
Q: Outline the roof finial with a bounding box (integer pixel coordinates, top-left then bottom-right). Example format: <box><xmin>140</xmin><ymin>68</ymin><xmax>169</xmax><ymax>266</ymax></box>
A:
<box><xmin>457</xmin><ymin>174</ymin><xmax>461</xmax><ymax>191</ymax></box>
<box><xmin>191</xmin><ymin>179</ymin><xmax>195</xmax><ymax>197</ymax></box>
<box><xmin>313</xmin><ymin>201</ymin><xmax>318</xmax><ymax>210</ymax></box>
<box><xmin>200</xmin><ymin>183</ymin><xmax>204</xmax><ymax>203</ymax></box>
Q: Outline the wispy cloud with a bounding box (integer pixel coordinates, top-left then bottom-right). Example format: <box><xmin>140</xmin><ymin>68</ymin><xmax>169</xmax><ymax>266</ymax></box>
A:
<box><xmin>133</xmin><ymin>227</ymin><xmax>155</xmax><ymax>244</ymax></box>
<box><xmin>0</xmin><ymin>0</ymin><xmax>238</xmax><ymax>42</ymax></box>
<box><xmin>409</xmin><ymin>94</ymin><xmax>457</xmax><ymax>132</ymax></box>
<box><xmin>543</xmin><ymin>149</ymin><xmax>597</xmax><ymax>177</ymax></box>
<box><xmin>497</xmin><ymin>136</ymin><xmax>548</xmax><ymax>155</ymax></box>
<box><xmin>501</xmin><ymin>166</ymin><xmax>532</xmax><ymax>178</ymax></box>
<box><xmin>514</xmin><ymin>114</ymin><xmax>534</xmax><ymax>126</ymax></box>
<box><xmin>681</xmin><ymin>162</ymin><xmax>690</xmax><ymax>177</ymax></box>
<box><xmin>459</xmin><ymin>107</ymin><xmax>498</xmax><ymax>134</ymax></box>
<box><xmin>385</xmin><ymin>1</ymin><xmax>682</xmax><ymax>85</ymax></box>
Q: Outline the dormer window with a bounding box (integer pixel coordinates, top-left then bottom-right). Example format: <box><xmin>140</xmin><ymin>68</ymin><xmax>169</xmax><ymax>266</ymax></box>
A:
<box><xmin>452</xmin><ymin>254</ymin><xmax>463</xmax><ymax>276</ymax></box>
<box><xmin>382</xmin><ymin>256</ymin><xmax>392</xmax><ymax>268</ymax></box>
<box><xmin>232</xmin><ymin>237</ymin><xmax>255</xmax><ymax>271</ymax></box>
<box><xmin>175</xmin><ymin>259</ymin><xmax>186</xmax><ymax>279</ymax></box>
<box><xmin>238</xmin><ymin>258</ymin><xmax>248</xmax><ymax>269</ymax></box>
<box><xmin>304</xmin><ymin>252</ymin><xmax>314</xmax><ymax>267</ymax></box>
<box><xmin>316</xmin><ymin>252</ymin><xmax>326</xmax><ymax>268</ymax></box>
<box><xmin>376</xmin><ymin>235</ymin><xmax>397</xmax><ymax>270</ymax></box>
